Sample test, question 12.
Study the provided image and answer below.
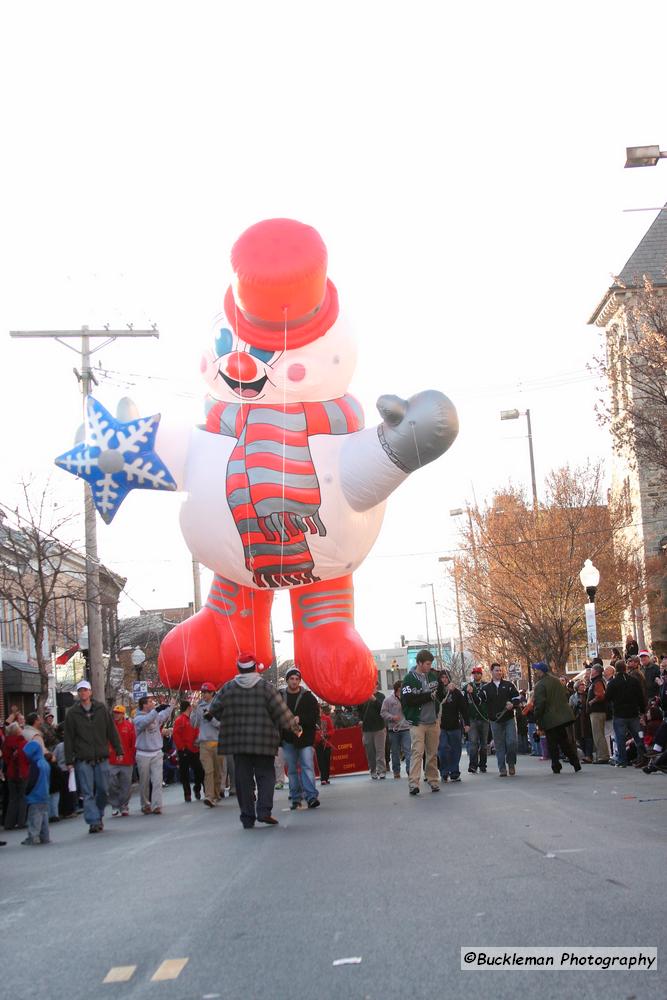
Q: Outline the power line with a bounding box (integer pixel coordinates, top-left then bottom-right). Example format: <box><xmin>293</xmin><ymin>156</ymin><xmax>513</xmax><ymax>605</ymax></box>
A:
<box><xmin>93</xmin><ymin>362</ymin><xmax>597</xmax><ymax>403</ymax></box>
<box><xmin>369</xmin><ymin>513</ymin><xmax>667</xmax><ymax>560</ymax></box>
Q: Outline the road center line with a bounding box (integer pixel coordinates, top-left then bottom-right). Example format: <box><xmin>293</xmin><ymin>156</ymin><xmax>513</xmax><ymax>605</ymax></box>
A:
<box><xmin>151</xmin><ymin>959</ymin><xmax>189</xmax><ymax>981</ymax></box>
<box><xmin>103</xmin><ymin>966</ymin><xmax>136</xmax><ymax>983</ymax></box>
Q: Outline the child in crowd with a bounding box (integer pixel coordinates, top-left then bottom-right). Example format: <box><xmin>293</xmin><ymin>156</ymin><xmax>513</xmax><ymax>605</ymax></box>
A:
<box><xmin>23</xmin><ymin>739</ymin><xmax>52</xmax><ymax>846</ymax></box>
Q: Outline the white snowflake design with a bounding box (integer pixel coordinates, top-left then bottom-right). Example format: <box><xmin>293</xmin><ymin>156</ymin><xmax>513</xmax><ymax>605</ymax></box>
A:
<box><xmin>55</xmin><ymin>396</ymin><xmax>176</xmax><ymax>523</ymax></box>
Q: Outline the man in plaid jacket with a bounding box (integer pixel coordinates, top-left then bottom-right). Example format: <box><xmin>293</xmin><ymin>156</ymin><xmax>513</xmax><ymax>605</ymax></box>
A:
<box><xmin>207</xmin><ymin>652</ymin><xmax>300</xmax><ymax>828</ymax></box>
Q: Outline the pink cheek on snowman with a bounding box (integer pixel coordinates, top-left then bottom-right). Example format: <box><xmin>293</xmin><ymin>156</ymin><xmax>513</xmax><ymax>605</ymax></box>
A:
<box><xmin>287</xmin><ymin>363</ymin><xmax>306</xmax><ymax>382</ymax></box>
<box><xmin>199</xmin><ymin>354</ymin><xmax>208</xmax><ymax>374</ymax></box>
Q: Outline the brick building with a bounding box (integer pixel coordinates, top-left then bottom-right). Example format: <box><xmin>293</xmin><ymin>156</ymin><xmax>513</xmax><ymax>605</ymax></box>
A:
<box><xmin>0</xmin><ymin>518</ymin><xmax>125</xmax><ymax>719</ymax></box>
<box><xmin>589</xmin><ymin>205</ymin><xmax>667</xmax><ymax>653</ymax></box>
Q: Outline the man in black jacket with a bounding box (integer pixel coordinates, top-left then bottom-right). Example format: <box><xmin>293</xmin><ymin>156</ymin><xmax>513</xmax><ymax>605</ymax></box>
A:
<box><xmin>483</xmin><ymin>663</ymin><xmax>521</xmax><ymax>777</ymax></box>
<box><xmin>640</xmin><ymin>651</ymin><xmax>660</xmax><ymax>703</ymax></box>
<box><xmin>64</xmin><ymin>680</ymin><xmax>123</xmax><ymax>834</ymax></box>
<box><xmin>357</xmin><ymin>687</ymin><xmax>387</xmax><ymax>779</ymax></box>
<box><xmin>281</xmin><ymin>667</ymin><xmax>321</xmax><ymax>810</ymax></box>
<box><xmin>605</xmin><ymin>660</ymin><xmax>647</xmax><ymax>767</ymax></box>
<box><xmin>464</xmin><ymin>666</ymin><xmax>489</xmax><ymax>773</ymax></box>
<box><xmin>437</xmin><ymin>671</ymin><xmax>469</xmax><ymax>781</ymax></box>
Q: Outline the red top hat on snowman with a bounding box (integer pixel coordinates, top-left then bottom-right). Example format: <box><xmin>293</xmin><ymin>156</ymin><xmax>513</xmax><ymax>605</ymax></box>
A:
<box><xmin>223</xmin><ymin>218</ymin><xmax>340</xmax><ymax>352</ymax></box>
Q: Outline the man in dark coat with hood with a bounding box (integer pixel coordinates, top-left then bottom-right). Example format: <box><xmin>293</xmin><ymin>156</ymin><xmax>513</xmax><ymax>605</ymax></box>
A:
<box><xmin>532</xmin><ymin>662</ymin><xmax>581</xmax><ymax>774</ymax></box>
<box><xmin>207</xmin><ymin>652</ymin><xmax>300</xmax><ymax>829</ymax></box>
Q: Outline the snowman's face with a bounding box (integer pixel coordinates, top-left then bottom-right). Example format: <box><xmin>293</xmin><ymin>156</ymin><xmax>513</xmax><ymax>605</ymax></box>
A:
<box><xmin>200</xmin><ymin>315</ymin><xmax>357</xmax><ymax>404</ymax></box>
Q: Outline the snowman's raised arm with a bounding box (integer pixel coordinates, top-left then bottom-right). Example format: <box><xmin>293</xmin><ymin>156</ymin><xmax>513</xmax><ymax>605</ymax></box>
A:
<box><xmin>340</xmin><ymin>389</ymin><xmax>458</xmax><ymax>511</ymax></box>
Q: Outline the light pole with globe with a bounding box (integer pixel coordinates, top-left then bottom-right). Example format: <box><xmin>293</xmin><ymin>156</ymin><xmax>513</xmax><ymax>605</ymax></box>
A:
<box><xmin>579</xmin><ymin>559</ymin><xmax>600</xmax><ymax>660</ymax></box>
<box><xmin>131</xmin><ymin>645</ymin><xmax>146</xmax><ymax>680</ymax></box>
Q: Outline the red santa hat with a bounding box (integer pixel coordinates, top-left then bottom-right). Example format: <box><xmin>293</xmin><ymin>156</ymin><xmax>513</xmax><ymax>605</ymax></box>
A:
<box><xmin>237</xmin><ymin>652</ymin><xmax>259</xmax><ymax>673</ymax></box>
<box><xmin>224</xmin><ymin>218</ymin><xmax>339</xmax><ymax>352</ymax></box>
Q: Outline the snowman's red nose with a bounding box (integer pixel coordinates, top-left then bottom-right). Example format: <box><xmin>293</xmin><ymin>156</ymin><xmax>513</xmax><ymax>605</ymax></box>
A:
<box><xmin>226</xmin><ymin>351</ymin><xmax>258</xmax><ymax>383</ymax></box>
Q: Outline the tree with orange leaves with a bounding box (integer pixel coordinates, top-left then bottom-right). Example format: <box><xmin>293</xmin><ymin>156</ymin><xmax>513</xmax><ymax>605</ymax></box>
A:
<box><xmin>453</xmin><ymin>463</ymin><xmax>643</xmax><ymax>678</ymax></box>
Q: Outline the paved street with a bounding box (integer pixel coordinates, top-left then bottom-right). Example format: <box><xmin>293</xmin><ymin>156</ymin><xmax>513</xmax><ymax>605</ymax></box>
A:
<box><xmin>2</xmin><ymin>755</ymin><xmax>665</xmax><ymax>1000</ymax></box>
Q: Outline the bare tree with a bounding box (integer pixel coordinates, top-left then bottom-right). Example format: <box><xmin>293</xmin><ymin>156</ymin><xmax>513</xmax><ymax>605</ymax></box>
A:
<box><xmin>455</xmin><ymin>463</ymin><xmax>644</xmax><ymax>677</ymax></box>
<box><xmin>0</xmin><ymin>479</ymin><xmax>83</xmax><ymax>711</ymax></box>
<box><xmin>116</xmin><ymin>612</ymin><xmax>175</xmax><ymax>692</ymax></box>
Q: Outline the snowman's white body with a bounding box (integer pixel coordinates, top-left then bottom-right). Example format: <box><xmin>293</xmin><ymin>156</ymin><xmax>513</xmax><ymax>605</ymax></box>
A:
<box><xmin>175</xmin><ymin>429</ymin><xmax>387</xmax><ymax>586</ymax></box>
<box><xmin>155</xmin><ymin>312</ymin><xmax>405</xmax><ymax>590</ymax></box>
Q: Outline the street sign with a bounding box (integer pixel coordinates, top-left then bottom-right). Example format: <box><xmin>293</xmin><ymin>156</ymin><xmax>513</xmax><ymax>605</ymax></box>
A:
<box><xmin>132</xmin><ymin>680</ymin><xmax>149</xmax><ymax>701</ymax></box>
<box><xmin>407</xmin><ymin>645</ymin><xmax>440</xmax><ymax>669</ymax></box>
<box><xmin>508</xmin><ymin>662</ymin><xmax>522</xmax><ymax>683</ymax></box>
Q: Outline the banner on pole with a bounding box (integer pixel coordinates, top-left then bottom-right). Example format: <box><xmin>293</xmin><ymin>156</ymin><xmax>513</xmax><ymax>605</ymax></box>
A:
<box><xmin>585</xmin><ymin>602</ymin><xmax>598</xmax><ymax>658</ymax></box>
<box><xmin>132</xmin><ymin>680</ymin><xmax>149</xmax><ymax>702</ymax></box>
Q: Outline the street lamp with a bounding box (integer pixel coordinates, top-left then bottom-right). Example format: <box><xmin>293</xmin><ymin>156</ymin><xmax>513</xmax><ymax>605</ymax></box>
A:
<box><xmin>415</xmin><ymin>600</ymin><xmax>431</xmax><ymax>647</ymax></box>
<box><xmin>439</xmin><ymin>557</ymin><xmax>466</xmax><ymax>683</ymax></box>
<box><xmin>449</xmin><ymin>505</ymin><xmax>478</xmax><ymax>562</ymax></box>
<box><xmin>500</xmin><ymin>408</ymin><xmax>538</xmax><ymax>512</ymax></box>
<box><xmin>624</xmin><ymin>145</ymin><xmax>667</xmax><ymax>168</ymax></box>
<box><xmin>579</xmin><ymin>559</ymin><xmax>600</xmax><ymax>659</ymax></box>
<box><xmin>131</xmin><ymin>645</ymin><xmax>146</xmax><ymax>680</ymax></box>
<box><xmin>421</xmin><ymin>583</ymin><xmax>443</xmax><ymax>666</ymax></box>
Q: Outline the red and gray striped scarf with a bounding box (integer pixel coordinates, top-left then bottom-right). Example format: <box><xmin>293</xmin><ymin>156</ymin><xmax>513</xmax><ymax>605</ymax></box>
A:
<box><xmin>206</xmin><ymin>396</ymin><xmax>363</xmax><ymax>588</ymax></box>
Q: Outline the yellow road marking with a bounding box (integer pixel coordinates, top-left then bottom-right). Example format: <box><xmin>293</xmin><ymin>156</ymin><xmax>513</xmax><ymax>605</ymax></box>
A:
<box><xmin>103</xmin><ymin>966</ymin><xmax>136</xmax><ymax>983</ymax></box>
<box><xmin>151</xmin><ymin>959</ymin><xmax>189</xmax><ymax>981</ymax></box>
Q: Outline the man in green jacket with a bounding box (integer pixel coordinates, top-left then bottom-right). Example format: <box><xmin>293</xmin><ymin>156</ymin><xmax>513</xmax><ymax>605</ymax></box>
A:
<box><xmin>532</xmin><ymin>662</ymin><xmax>581</xmax><ymax>774</ymax></box>
<box><xmin>64</xmin><ymin>680</ymin><xmax>123</xmax><ymax>833</ymax></box>
<box><xmin>401</xmin><ymin>650</ymin><xmax>442</xmax><ymax>795</ymax></box>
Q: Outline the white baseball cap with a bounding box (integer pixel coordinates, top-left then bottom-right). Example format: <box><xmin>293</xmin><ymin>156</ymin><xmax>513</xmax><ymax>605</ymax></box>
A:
<box><xmin>76</xmin><ymin>680</ymin><xmax>92</xmax><ymax>691</ymax></box>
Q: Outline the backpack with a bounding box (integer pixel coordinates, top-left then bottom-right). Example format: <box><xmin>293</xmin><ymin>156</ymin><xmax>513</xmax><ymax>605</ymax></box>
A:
<box><xmin>26</xmin><ymin>757</ymin><xmax>40</xmax><ymax>796</ymax></box>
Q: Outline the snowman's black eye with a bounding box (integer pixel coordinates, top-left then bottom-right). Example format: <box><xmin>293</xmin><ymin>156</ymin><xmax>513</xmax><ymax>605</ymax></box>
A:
<box><xmin>215</xmin><ymin>328</ymin><xmax>233</xmax><ymax>358</ymax></box>
<box><xmin>248</xmin><ymin>345</ymin><xmax>274</xmax><ymax>364</ymax></box>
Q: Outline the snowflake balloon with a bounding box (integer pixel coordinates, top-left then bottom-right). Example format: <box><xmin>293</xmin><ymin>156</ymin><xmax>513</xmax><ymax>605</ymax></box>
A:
<box><xmin>55</xmin><ymin>396</ymin><xmax>177</xmax><ymax>523</ymax></box>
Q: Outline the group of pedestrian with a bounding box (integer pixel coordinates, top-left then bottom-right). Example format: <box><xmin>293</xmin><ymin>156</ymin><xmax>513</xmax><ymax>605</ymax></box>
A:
<box><xmin>354</xmin><ymin>645</ymin><xmax>667</xmax><ymax>791</ymax></box>
<box><xmin>356</xmin><ymin>651</ymin><xmax>523</xmax><ymax>793</ymax></box>
<box><xmin>0</xmin><ymin>653</ymin><xmax>338</xmax><ymax>840</ymax></box>
<box><xmin>0</xmin><ymin>681</ymin><xmax>182</xmax><ymax>843</ymax></box>
<box><xmin>4</xmin><ymin>642</ymin><xmax>665</xmax><ymax>845</ymax></box>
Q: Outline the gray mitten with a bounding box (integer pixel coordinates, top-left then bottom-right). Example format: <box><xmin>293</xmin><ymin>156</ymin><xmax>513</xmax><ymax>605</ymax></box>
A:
<box><xmin>376</xmin><ymin>390</ymin><xmax>458</xmax><ymax>473</ymax></box>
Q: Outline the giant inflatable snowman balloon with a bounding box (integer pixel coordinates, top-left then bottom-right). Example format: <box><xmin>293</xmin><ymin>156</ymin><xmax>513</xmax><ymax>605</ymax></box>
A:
<box><xmin>57</xmin><ymin>219</ymin><xmax>458</xmax><ymax>704</ymax></box>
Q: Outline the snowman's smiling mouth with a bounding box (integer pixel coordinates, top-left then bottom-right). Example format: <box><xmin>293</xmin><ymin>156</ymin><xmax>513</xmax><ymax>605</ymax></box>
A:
<box><xmin>219</xmin><ymin>369</ymin><xmax>269</xmax><ymax>399</ymax></box>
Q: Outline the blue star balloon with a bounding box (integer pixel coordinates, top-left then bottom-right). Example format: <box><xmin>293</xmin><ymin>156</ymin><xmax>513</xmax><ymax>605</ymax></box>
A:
<box><xmin>55</xmin><ymin>396</ymin><xmax>177</xmax><ymax>523</ymax></box>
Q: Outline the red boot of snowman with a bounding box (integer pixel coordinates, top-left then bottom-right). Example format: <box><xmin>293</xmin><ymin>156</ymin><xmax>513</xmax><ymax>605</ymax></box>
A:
<box><xmin>290</xmin><ymin>575</ymin><xmax>377</xmax><ymax>705</ymax></box>
<box><xmin>158</xmin><ymin>574</ymin><xmax>273</xmax><ymax>690</ymax></box>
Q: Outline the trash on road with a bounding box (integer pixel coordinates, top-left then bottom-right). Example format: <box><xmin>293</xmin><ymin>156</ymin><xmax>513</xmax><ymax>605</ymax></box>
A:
<box><xmin>333</xmin><ymin>957</ymin><xmax>362</xmax><ymax>966</ymax></box>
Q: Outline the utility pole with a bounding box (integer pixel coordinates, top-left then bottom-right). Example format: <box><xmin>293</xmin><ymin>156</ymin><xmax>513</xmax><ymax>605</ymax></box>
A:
<box><xmin>10</xmin><ymin>327</ymin><xmax>159</xmax><ymax>702</ymax></box>
<box><xmin>439</xmin><ymin>556</ymin><xmax>466</xmax><ymax>684</ymax></box>
<box><xmin>524</xmin><ymin>408</ymin><xmax>539</xmax><ymax>515</ymax></box>
<box><xmin>500</xmin><ymin>408</ymin><xmax>538</xmax><ymax>514</ymax></box>
<box><xmin>192</xmin><ymin>558</ymin><xmax>202</xmax><ymax>612</ymax></box>
<box><xmin>421</xmin><ymin>582</ymin><xmax>443</xmax><ymax>667</ymax></box>
<box><xmin>415</xmin><ymin>600</ymin><xmax>430</xmax><ymax>647</ymax></box>
<box><xmin>452</xmin><ymin>565</ymin><xmax>466</xmax><ymax>684</ymax></box>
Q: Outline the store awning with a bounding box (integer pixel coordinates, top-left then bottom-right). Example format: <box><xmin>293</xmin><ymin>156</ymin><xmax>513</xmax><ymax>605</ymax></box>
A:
<box><xmin>1</xmin><ymin>658</ymin><xmax>42</xmax><ymax>694</ymax></box>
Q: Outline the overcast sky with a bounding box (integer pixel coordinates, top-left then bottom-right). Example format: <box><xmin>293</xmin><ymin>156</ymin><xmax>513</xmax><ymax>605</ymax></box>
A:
<box><xmin>2</xmin><ymin>0</ymin><xmax>667</xmax><ymax>657</ymax></box>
